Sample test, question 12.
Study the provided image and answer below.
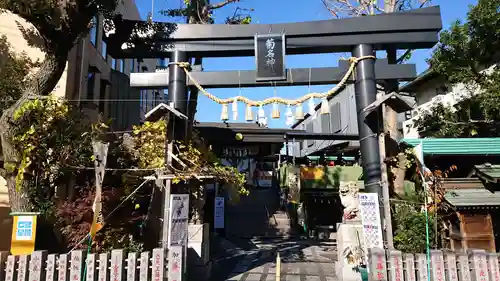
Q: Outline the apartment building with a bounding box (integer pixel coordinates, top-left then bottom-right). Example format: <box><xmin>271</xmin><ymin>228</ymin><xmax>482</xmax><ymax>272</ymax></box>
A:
<box><xmin>0</xmin><ymin>0</ymin><xmax>158</xmax><ymax>251</ymax></box>
<box><xmin>401</xmin><ymin>69</ymin><xmax>472</xmax><ymax>138</ymax></box>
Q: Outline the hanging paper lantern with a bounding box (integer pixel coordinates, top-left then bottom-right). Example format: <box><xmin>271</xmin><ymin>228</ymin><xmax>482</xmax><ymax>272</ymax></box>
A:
<box><xmin>220</xmin><ymin>103</ymin><xmax>229</xmax><ymax>121</ymax></box>
<box><xmin>245</xmin><ymin>104</ymin><xmax>253</xmax><ymax>121</ymax></box>
<box><xmin>308</xmin><ymin>98</ymin><xmax>315</xmax><ymax>115</ymax></box>
<box><xmin>272</xmin><ymin>103</ymin><xmax>280</xmax><ymax>119</ymax></box>
<box><xmin>285</xmin><ymin>105</ymin><xmax>295</xmax><ymax>126</ymax></box>
<box><xmin>295</xmin><ymin>104</ymin><xmax>304</xmax><ymax>120</ymax></box>
<box><xmin>232</xmin><ymin>100</ymin><xmax>238</xmax><ymax>120</ymax></box>
<box><xmin>320</xmin><ymin>97</ymin><xmax>329</xmax><ymax>115</ymax></box>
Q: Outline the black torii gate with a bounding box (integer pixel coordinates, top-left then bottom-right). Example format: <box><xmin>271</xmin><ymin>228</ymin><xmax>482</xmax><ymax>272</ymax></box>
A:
<box><xmin>103</xmin><ymin>5</ymin><xmax>442</xmax><ymax>242</ymax></box>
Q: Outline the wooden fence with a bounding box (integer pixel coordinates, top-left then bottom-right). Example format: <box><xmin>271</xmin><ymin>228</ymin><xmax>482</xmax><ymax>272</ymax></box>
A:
<box><xmin>368</xmin><ymin>248</ymin><xmax>500</xmax><ymax>281</ymax></box>
<box><xmin>0</xmin><ymin>248</ymin><xmax>168</xmax><ymax>281</ymax></box>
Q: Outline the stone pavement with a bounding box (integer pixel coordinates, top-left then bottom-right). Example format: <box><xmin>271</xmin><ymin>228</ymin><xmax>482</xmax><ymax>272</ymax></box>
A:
<box><xmin>224</xmin><ymin>239</ymin><xmax>337</xmax><ymax>281</ymax></box>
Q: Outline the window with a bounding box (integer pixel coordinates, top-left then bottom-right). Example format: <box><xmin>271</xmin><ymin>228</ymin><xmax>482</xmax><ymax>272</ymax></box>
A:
<box><xmin>130</xmin><ymin>59</ymin><xmax>135</xmax><ymax>73</ymax></box>
<box><xmin>99</xmin><ymin>82</ymin><xmax>107</xmax><ymax>113</ymax></box>
<box><xmin>87</xmin><ymin>71</ymin><xmax>96</xmax><ymax>100</ymax></box>
<box><xmin>120</xmin><ymin>59</ymin><xmax>125</xmax><ymax>72</ymax></box>
<box><xmin>330</xmin><ymin>102</ymin><xmax>341</xmax><ymax>133</ymax></box>
<box><xmin>321</xmin><ymin>112</ymin><xmax>331</xmax><ymax>133</ymax></box>
<box><xmin>89</xmin><ymin>17</ymin><xmax>98</xmax><ymax>46</ymax></box>
<box><xmin>111</xmin><ymin>58</ymin><xmax>116</xmax><ymax>70</ymax></box>
<box><xmin>101</xmin><ymin>40</ymin><xmax>107</xmax><ymax>58</ymax></box>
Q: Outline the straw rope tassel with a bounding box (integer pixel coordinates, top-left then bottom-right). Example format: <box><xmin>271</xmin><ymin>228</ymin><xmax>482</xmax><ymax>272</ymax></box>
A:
<box><xmin>295</xmin><ymin>104</ymin><xmax>304</xmax><ymax>120</ymax></box>
<box><xmin>245</xmin><ymin>104</ymin><xmax>253</xmax><ymax>121</ymax></box>
<box><xmin>272</xmin><ymin>103</ymin><xmax>280</xmax><ymax>119</ymax></box>
<box><xmin>220</xmin><ymin>103</ymin><xmax>229</xmax><ymax>121</ymax></box>
<box><xmin>308</xmin><ymin>98</ymin><xmax>315</xmax><ymax>115</ymax></box>
<box><xmin>320</xmin><ymin>98</ymin><xmax>329</xmax><ymax>115</ymax></box>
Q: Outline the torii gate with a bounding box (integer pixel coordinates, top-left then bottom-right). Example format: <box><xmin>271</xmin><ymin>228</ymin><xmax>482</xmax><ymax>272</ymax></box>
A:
<box><xmin>103</xmin><ymin>6</ymin><xmax>442</xmax><ymax>245</ymax></box>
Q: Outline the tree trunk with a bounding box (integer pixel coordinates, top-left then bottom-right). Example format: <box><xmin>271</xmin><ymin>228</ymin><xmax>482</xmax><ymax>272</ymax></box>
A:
<box><xmin>0</xmin><ymin>51</ymin><xmax>68</xmax><ymax>212</ymax></box>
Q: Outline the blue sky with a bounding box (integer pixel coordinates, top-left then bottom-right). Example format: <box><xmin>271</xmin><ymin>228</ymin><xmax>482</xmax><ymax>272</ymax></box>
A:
<box><xmin>136</xmin><ymin>0</ymin><xmax>477</xmax><ymax>127</ymax></box>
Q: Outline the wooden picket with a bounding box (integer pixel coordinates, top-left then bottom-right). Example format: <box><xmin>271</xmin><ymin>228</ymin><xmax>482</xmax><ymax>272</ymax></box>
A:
<box><xmin>0</xmin><ymin>249</ymin><xmax>166</xmax><ymax>281</ymax></box>
<box><xmin>367</xmin><ymin>248</ymin><xmax>500</xmax><ymax>281</ymax></box>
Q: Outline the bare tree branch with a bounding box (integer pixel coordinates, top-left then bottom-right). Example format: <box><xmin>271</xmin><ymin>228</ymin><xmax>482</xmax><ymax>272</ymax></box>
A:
<box><xmin>321</xmin><ymin>0</ymin><xmax>339</xmax><ymax>17</ymax></box>
<box><xmin>209</xmin><ymin>0</ymin><xmax>240</xmax><ymax>10</ymax></box>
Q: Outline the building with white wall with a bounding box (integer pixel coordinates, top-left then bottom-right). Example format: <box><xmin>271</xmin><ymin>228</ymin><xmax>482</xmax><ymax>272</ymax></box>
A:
<box><xmin>400</xmin><ymin>69</ymin><xmax>478</xmax><ymax>138</ymax></box>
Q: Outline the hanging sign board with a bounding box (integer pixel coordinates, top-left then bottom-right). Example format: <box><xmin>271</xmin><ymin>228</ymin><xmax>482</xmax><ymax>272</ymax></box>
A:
<box><xmin>10</xmin><ymin>213</ymin><xmax>38</xmax><ymax>255</ymax></box>
<box><xmin>168</xmin><ymin>194</ymin><xmax>189</xmax><ymax>247</ymax></box>
<box><xmin>254</xmin><ymin>33</ymin><xmax>286</xmax><ymax>82</ymax></box>
<box><xmin>359</xmin><ymin>193</ymin><xmax>383</xmax><ymax>249</ymax></box>
<box><xmin>214</xmin><ymin>197</ymin><xmax>225</xmax><ymax>229</ymax></box>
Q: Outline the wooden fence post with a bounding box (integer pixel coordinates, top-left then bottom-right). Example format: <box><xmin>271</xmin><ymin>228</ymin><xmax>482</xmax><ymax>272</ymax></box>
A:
<box><xmin>151</xmin><ymin>248</ymin><xmax>165</xmax><ymax>281</ymax></box>
<box><xmin>138</xmin><ymin>251</ymin><xmax>149</xmax><ymax>281</ymax></box>
<box><xmin>0</xmin><ymin>252</ymin><xmax>8</xmax><ymax>281</ymax></box>
<box><xmin>415</xmin><ymin>253</ymin><xmax>428</xmax><ymax>281</ymax></box>
<box><xmin>97</xmin><ymin>253</ymin><xmax>108</xmax><ymax>281</ymax></box>
<box><xmin>469</xmin><ymin>249</ymin><xmax>489</xmax><ymax>281</ymax></box>
<box><xmin>86</xmin><ymin>253</ymin><xmax>96</xmax><ymax>281</ymax></box>
<box><xmin>403</xmin><ymin>253</ymin><xmax>416</xmax><ymax>281</ymax></box>
<box><xmin>29</xmin><ymin>251</ymin><xmax>47</xmax><ymax>281</ymax></box>
<box><xmin>17</xmin><ymin>255</ymin><xmax>29</xmax><ymax>281</ymax></box>
<box><xmin>70</xmin><ymin>250</ymin><xmax>85</xmax><ymax>281</ymax></box>
<box><xmin>431</xmin><ymin>250</ymin><xmax>446</xmax><ymax>281</ymax></box>
<box><xmin>368</xmin><ymin>248</ymin><xmax>388</xmax><ymax>281</ymax></box>
<box><xmin>387</xmin><ymin>250</ymin><xmax>404</xmax><ymax>281</ymax></box>
<box><xmin>57</xmin><ymin>254</ymin><xmax>68</xmax><ymax>281</ymax></box>
<box><xmin>110</xmin><ymin>250</ymin><xmax>124</xmax><ymax>281</ymax></box>
<box><xmin>5</xmin><ymin>255</ymin><xmax>18</xmax><ymax>281</ymax></box>
<box><xmin>457</xmin><ymin>251</ymin><xmax>471</xmax><ymax>281</ymax></box>
<box><xmin>444</xmin><ymin>250</ymin><xmax>458</xmax><ymax>281</ymax></box>
<box><xmin>45</xmin><ymin>254</ymin><xmax>57</xmax><ymax>281</ymax></box>
<box><xmin>487</xmin><ymin>253</ymin><xmax>500</xmax><ymax>281</ymax></box>
<box><xmin>126</xmin><ymin>252</ymin><xmax>137</xmax><ymax>281</ymax></box>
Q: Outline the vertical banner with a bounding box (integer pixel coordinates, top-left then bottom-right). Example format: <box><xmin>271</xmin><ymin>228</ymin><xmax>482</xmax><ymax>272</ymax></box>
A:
<box><xmin>10</xmin><ymin>213</ymin><xmax>38</xmax><ymax>255</ymax></box>
<box><xmin>168</xmin><ymin>194</ymin><xmax>189</xmax><ymax>246</ymax></box>
<box><xmin>214</xmin><ymin>197</ymin><xmax>225</xmax><ymax>229</ymax></box>
<box><xmin>359</xmin><ymin>193</ymin><xmax>383</xmax><ymax>249</ymax></box>
<box><xmin>254</xmin><ymin>33</ymin><xmax>286</xmax><ymax>81</ymax></box>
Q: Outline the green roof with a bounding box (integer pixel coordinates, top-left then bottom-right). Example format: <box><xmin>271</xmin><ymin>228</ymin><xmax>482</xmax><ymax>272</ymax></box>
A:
<box><xmin>401</xmin><ymin>138</ymin><xmax>500</xmax><ymax>155</ymax></box>
<box><xmin>445</xmin><ymin>188</ymin><xmax>500</xmax><ymax>207</ymax></box>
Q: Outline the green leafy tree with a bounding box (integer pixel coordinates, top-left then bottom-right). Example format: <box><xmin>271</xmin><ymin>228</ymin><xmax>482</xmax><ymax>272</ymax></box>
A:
<box><xmin>415</xmin><ymin>0</ymin><xmax>500</xmax><ymax>137</ymax></box>
<box><xmin>0</xmin><ymin>35</ymin><xmax>37</xmax><ymax>114</ymax></box>
<box><xmin>0</xmin><ymin>0</ymin><xmax>123</xmax><ymax>212</ymax></box>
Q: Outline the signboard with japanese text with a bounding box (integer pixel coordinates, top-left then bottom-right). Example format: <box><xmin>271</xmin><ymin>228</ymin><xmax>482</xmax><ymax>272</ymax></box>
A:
<box><xmin>368</xmin><ymin>248</ymin><xmax>388</xmax><ymax>281</ymax></box>
<box><xmin>10</xmin><ymin>214</ymin><xmax>37</xmax><ymax>255</ymax></box>
<box><xmin>255</xmin><ymin>34</ymin><xmax>286</xmax><ymax>81</ymax></box>
<box><xmin>214</xmin><ymin>197</ymin><xmax>225</xmax><ymax>229</ymax></box>
<box><xmin>168</xmin><ymin>194</ymin><xmax>189</xmax><ymax>246</ymax></box>
<box><xmin>359</xmin><ymin>193</ymin><xmax>383</xmax><ymax>249</ymax></box>
<box><xmin>388</xmin><ymin>251</ymin><xmax>404</xmax><ymax>281</ymax></box>
<box><xmin>430</xmin><ymin>250</ymin><xmax>445</xmax><ymax>281</ymax></box>
<box><xmin>167</xmin><ymin>246</ymin><xmax>183</xmax><ymax>281</ymax></box>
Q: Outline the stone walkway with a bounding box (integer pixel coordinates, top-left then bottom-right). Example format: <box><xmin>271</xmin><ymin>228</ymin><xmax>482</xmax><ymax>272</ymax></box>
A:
<box><xmin>224</xmin><ymin>239</ymin><xmax>337</xmax><ymax>281</ymax></box>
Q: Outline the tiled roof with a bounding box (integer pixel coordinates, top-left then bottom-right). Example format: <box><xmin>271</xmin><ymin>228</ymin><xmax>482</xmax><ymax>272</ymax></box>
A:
<box><xmin>445</xmin><ymin>188</ymin><xmax>500</xmax><ymax>207</ymax></box>
<box><xmin>401</xmin><ymin>138</ymin><xmax>500</xmax><ymax>155</ymax></box>
<box><xmin>474</xmin><ymin>164</ymin><xmax>500</xmax><ymax>184</ymax></box>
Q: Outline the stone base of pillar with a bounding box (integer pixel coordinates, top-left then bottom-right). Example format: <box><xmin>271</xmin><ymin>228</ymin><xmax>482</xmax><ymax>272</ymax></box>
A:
<box><xmin>336</xmin><ymin>222</ymin><xmax>365</xmax><ymax>281</ymax></box>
